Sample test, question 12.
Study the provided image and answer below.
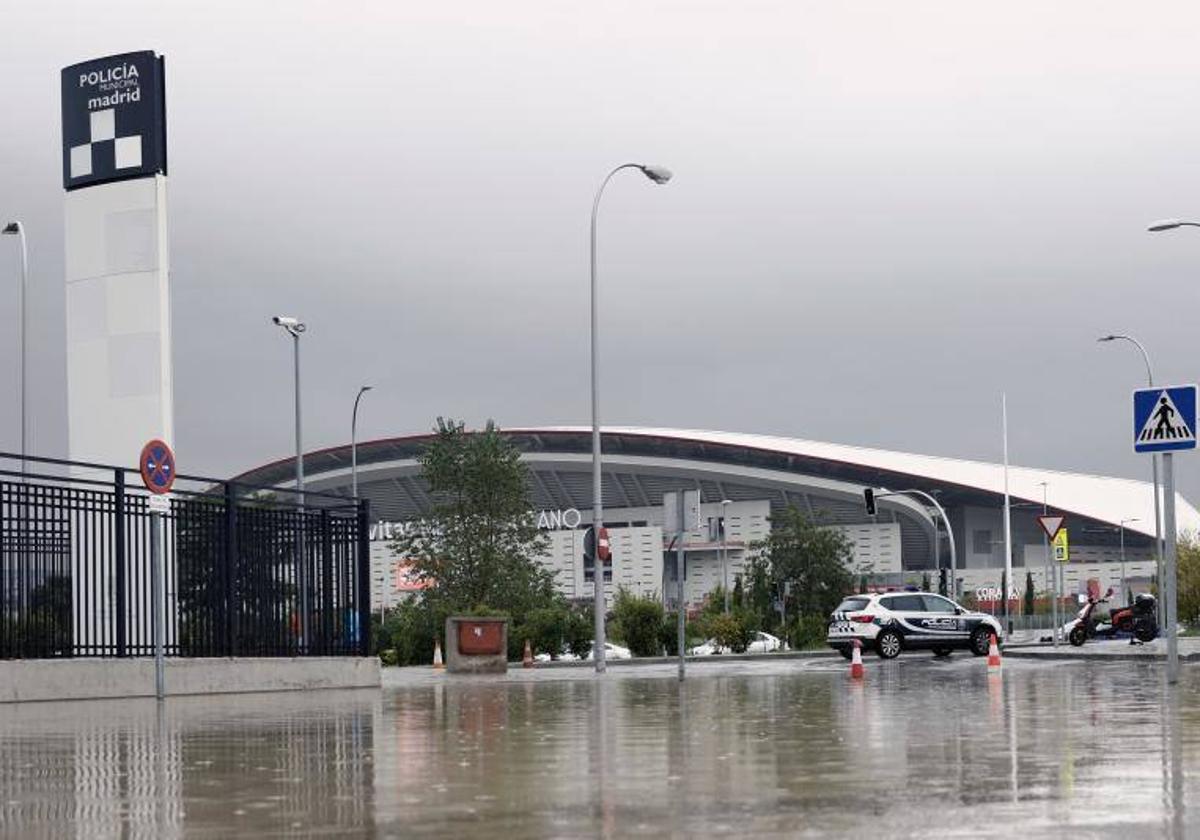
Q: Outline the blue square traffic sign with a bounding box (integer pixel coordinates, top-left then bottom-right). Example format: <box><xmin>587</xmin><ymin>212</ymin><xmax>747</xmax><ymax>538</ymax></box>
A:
<box><xmin>1133</xmin><ymin>385</ymin><xmax>1197</xmax><ymax>453</ymax></box>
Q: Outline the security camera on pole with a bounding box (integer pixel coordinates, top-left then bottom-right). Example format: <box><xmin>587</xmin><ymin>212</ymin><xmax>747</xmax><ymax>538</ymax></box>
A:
<box><xmin>1131</xmin><ymin>384</ymin><xmax>1197</xmax><ymax>685</ymax></box>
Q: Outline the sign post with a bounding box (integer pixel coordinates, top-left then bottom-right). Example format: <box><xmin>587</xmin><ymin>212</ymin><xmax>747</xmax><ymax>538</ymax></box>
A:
<box><xmin>139</xmin><ymin>439</ymin><xmax>175</xmax><ymax>700</ymax></box>
<box><xmin>664</xmin><ymin>489</ymin><xmax>700</xmax><ymax>680</ymax></box>
<box><xmin>1037</xmin><ymin>514</ymin><xmax>1065</xmax><ymax>647</ymax></box>
<box><xmin>1133</xmin><ymin>385</ymin><xmax>1197</xmax><ymax>685</ymax></box>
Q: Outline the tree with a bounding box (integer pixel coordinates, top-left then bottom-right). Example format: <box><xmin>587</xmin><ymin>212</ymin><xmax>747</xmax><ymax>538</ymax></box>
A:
<box><xmin>1177</xmin><ymin>534</ymin><xmax>1200</xmax><ymax>627</ymax></box>
<box><xmin>394</xmin><ymin>418</ymin><xmax>556</xmax><ymax>624</ymax></box>
<box><xmin>1024</xmin><ymin>570</ymin><xmax>1036</xmax><ymax>616</ymax></box>
<box><xmin>753</xmin><ymin>506</ymin><xmax>854</xmax><ymax>620</ymax></box>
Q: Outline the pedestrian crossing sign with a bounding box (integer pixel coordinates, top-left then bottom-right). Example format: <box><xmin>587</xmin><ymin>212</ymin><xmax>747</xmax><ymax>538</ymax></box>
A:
<box><xmin>1053</xmin><ymin>529</ymin><xmax>1069</xmax><ymax>563</ymax></box>
<box><xmin>1133</xmin><ymin>385</ymin><xmax>1197</xmax><ymax>454</ymax></box>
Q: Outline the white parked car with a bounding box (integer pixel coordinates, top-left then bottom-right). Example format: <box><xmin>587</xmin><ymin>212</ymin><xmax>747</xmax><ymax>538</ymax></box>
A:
<box><xmin>689</xmin><ymin>631</ymin><xmax>786</xmax><ymax>656</ymax></box>
<box><xmin>586</xmin><ymin>642</ymin><xmax>632</xmax><ymax>661</ymax></box>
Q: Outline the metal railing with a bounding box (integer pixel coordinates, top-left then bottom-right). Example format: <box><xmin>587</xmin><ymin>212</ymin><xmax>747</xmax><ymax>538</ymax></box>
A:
<box><xmin>0</xmin><ymin>452</ymin><xmax>371</xmax><ymax>659</ymax></box>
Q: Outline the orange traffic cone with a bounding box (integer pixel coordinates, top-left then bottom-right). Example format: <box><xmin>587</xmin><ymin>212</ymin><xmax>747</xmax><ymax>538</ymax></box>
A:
<box><xmin>433</xmin><ymin>639</ymin><xmax>444</xmax><ymax>670</ymax></box>
<box><xmin>987</xmin><ymin>633</ymin><xmax>1002</xmax><ymax>670</ymax></box>
<box><xmin>849</xmin><ymin>639</ymin><xmax>864</xmax><ymax>680</ymax></box>
<box><xmin>522</xmin><ymin>639</ymin><xmax>534</xmax><ymax>669</ymax></box>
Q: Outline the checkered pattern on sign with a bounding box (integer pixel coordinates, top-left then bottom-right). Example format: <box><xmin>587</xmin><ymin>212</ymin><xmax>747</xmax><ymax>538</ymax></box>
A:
<box><xmin>69</xmin><ymin>109</ymin><xmax>142</xmax><ymax>178</ymax></box>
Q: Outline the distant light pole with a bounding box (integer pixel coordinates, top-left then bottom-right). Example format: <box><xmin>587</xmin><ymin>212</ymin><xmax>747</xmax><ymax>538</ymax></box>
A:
<box><xmin>1098</xmin><ymin>334</ymin><xmax>1163</xmax><ymax>625</ymax></box>
<box><xmin>3</xmin><ymin>222</ymin><xmax>28</xmax><ymax>472</ymax></box>
<box><xmin>589</xmin><ymin>162</ymin><xmax>672</xmax><ymax>673</ymax></box>
<box><xmin>1119</xmin><ymin>518</ymin><xmax>1139</xmax><ymax>606</ymax></box>
<box><xmin>720</xmin><ymin>498</ymin><xmax>732</xmax><ymax>613</ymax></box>
<box><xmin>273</xmin><ymin>315</ymin><xmax>307</xmax><ymax>648</ymax></box>
<box><xmin>351</xmin><ymin>385</ymin><xmax>373</xmax><ymax>499</ymax></box>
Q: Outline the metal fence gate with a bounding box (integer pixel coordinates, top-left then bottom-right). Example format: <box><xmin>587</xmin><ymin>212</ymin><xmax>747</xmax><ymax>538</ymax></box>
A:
<box><xmin>0</xmin><ymin>453</ymin><xmax>371</xmax><ymax>659</ymax></box>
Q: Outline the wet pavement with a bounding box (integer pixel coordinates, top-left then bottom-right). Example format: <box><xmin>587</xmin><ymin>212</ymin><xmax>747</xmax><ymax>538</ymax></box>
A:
<box><xmin>0</xmin><ymin>656</ymin><xmax>1194</xmax><ymax>838</ymax></box>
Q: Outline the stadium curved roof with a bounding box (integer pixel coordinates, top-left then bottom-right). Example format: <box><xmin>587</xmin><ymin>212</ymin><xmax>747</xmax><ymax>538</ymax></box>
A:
<box><xmin>232</xmin><ymin>426</ymin><xmax>1198</xmax><ymax>538</ymax></box>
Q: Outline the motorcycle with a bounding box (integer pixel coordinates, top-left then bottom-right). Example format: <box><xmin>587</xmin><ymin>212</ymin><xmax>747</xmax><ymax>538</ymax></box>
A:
<box><xmin>1106</xmin><ymin>592</ymin><xmax>1159</xmax><ymax>643</ymax></box>
<box><xmin>1063</xmin><ymin>588</ymin><xmax>1112</xmax><ymax>647</ymax></box>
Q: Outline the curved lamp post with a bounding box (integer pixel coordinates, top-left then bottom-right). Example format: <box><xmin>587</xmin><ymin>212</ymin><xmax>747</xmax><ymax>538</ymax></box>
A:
<box><xmin>1097</xmin><ymin>334</ymin><xmax>1163</xmax><ymax>624</ymax></box>
<box><xmin>351</xmin><ymin>385</ymin><xmax>373</xmax><ymax>499</ymax></box>
<box><xmin>590</xmin><ymin>163</ymin><xmax>672</xmax><ymax>673</ymax></box>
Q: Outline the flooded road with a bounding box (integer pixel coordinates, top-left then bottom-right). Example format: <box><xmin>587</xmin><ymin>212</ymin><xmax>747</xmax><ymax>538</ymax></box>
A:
<box><xmin>0</xmin><ymin>657</ymin><xmax>1194</xmax><ymax>837</ymax></box>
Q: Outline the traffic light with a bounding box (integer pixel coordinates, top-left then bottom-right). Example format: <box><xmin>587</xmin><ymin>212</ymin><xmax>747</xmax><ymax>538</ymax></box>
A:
<box><xmin>864</xmin><ymin>488</ymin><xmax>877</xmax><ymax>516</ymax></box>
<box><xmin>938</xmin><ymin>567</ymin><xmax>948</xmax><ymax>597</ymax></box>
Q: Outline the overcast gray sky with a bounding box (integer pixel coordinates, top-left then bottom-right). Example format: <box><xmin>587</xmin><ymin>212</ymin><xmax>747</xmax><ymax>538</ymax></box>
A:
<box><xmin>3</xmin><ymin>1</ymin><xmax>1200</xmax><ymax>503</ymax></box>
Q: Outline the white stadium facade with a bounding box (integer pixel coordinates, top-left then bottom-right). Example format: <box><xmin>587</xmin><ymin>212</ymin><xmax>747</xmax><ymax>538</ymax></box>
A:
<box><xmin>232</xmin><ymin>427</ymin><xmax>1200</xmax><ymax>614</ymax></box>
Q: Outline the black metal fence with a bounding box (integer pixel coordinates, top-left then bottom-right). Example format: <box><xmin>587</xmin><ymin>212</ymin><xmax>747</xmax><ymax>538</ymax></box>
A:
<box><xmin>0</xmin><ymin>453</ymin><xmax>370</xmax><ymax>660</ymax></box>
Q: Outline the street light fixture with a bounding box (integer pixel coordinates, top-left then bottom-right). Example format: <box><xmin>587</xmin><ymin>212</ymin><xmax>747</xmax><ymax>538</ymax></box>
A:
<box><xmin>3</xmin><ymin>221</ymin><xmax>28</xmax><ymax>473</ymax></box>
<box><xmin>1097</xmin><ymin>334</ymin><xmax>1164</xmax><ymax>627</ymax></box>
<box><xmin>1147</xmin><ymin>219</ymin><xmax>1200</xmax><ymax>232</ymax></box>
<box><xmin>589</xmin><ymin>163</ymin><xmax>672</xmax><ymax>673</ymax></box>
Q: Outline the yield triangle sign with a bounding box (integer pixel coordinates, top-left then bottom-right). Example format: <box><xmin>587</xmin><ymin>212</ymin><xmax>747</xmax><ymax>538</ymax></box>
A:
<box><xmin>1036</xmin><ymin>515</ymin><xmax>1064</xmax><ymax>540</ymax></box>
<box><xmin>1137</xmin><ymin>389</ymin><xmax>1195</xmax><ymax>446</ymax></box>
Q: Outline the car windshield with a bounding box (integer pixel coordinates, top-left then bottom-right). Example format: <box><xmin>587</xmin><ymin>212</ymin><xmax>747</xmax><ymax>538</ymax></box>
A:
<box><xmin>835</xmin><ymin>597</ymin><xmax>870</xmax><ymax>612</ymax></box>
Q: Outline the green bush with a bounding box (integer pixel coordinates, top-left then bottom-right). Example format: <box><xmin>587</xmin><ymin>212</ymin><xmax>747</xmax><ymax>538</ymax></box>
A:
<box><xmin>379</xmin><ymin>648</ymin><xmax>399</xmax><ymax>667</ymax></box>
<box><xmin>522</xmin><ymin>606</ymin><xmax>567</xmax><ymax>658</ymax></box>
<box><xmin>790</xmin><ymin>614</ymin><xmax>828</xmax><ymax>650</ymax></box>
<box><xmin>611</xmin><ymin>588</ymin><xmax>666</xmax><ymax>657</ymax></box>
<box><xmin>709</xmin><ymin>612</ymin><xmax>753</xmax><ymax>653</ymax></box>
<box><xmin>564</xmin><ymin>604</ymin><xmax>594</xmax><ymax>659</ymax></box>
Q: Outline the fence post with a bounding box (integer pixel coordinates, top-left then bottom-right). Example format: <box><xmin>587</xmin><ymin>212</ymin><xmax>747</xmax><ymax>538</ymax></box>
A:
<box><xmin>321</xmin><ymin>509</ymin><xmax>333</xmax><ymax>654</ymax></box>
<box><xmin>223</xmin><ymin>482</ymin><xmax>238</xmax><ymax>657</ymax></box>
<box><xmin>114</xmin><ymin>469</ymin><xmax>127</xmax><ymax>658</ymax></box>
<box><xmin>357</xmin><ymin>499</ymin><xmax>371</xmax><ymax>657</ymax></box>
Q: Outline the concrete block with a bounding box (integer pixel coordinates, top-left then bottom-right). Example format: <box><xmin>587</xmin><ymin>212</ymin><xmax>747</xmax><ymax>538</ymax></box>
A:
<box><xmin>445</xmin><ymin>616</ymin><xmax>508</xmax><ymax>674</ymax></box>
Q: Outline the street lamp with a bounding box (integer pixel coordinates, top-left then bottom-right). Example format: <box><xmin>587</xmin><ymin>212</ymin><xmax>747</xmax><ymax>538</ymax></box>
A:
<box><xmin>351</xmin><ymin>385</ymin><xmax>373</xmax><ymax>499</ymax></box>
<box><xmin>1097</xmin><ymin>334</ymin><xmax>1163</xmax><ymax>627</ymax></box>
<box><xmin>272</xmin><ymin>315</ymin><xmax>307</xmax><ymax>648</ymax></box>
<box><xmin>589</xmin><ymin>163</ymin><xmax>672</xmax><ymax>673</ymax></box>
<box><xmin>720</xmin><ymin>498</ymin><xmax>732</xmax><ymax>613</ymax></box>
<box><xmin>3</xmin><ymin>222</ymin><xmax>28</xmax><ymax>472</ymax></box>
<box><xmin>874</xmin><ymin>488</ymin><xmax>958</xmax><ymax>598</ymax></box>
<box><xmin>1119</xmin><ymin>518</ymin><xmax>1139</xmax><ymax>606</ymax></box>
<box><xmin>1148</xmin><ymin>219</ymin><xmax>1200</xmax><ymax>232</ymax></box>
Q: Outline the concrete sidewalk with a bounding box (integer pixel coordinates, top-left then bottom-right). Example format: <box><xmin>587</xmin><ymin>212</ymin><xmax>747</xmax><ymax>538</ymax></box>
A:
<box><xmin>1004</xmin><ymin>636</ymin><xmax>1200</xmax><ymax>662</ymax></box>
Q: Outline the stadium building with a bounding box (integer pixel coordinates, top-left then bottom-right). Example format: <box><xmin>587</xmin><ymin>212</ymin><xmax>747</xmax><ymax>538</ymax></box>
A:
<box><xmin>233</xmin><ymin>427</ymin><xmax>1199</xmax><ymax>613</ymax></box>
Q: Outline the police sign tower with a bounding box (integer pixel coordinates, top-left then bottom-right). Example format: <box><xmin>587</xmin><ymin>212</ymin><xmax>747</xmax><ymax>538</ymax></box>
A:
<box><xmin>61</xmin><ymin>52</ymin><xmax>173</xmax><ymax>467</ymax></box>
<box><xmin>1132</xmin><ymin>384</ymin><xmax>1196</xmax><ymax>685</ymax></box>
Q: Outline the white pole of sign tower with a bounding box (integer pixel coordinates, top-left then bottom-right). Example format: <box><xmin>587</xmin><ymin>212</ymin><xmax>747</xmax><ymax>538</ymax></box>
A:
<box><xmin>62</xmin><ymin>52</ymin><xmax>172</xmax><ymax>653</ymax></box>
<box><xmin>1002</xmin><ymin>394</ymin><xmax>1013</xmax><ymax>636</ymax></box>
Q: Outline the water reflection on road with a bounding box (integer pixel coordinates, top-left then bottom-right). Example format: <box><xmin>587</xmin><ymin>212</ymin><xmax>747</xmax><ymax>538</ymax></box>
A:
<box><xmin>0</xmin><ymin>658</ymin><xmax>1194</xmax><ymax>837</ymax></box>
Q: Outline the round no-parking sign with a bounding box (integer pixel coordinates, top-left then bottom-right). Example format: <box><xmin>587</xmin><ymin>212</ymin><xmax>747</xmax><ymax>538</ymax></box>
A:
<box><xmin>139</xmin><ymin>439</ymin><xmax>176</xmax><ymax>494</ymax></box>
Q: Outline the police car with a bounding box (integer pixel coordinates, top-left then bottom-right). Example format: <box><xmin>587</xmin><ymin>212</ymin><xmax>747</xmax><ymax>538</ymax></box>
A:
<box><xmin>827</xmin><ymin>591</ymin><xmax>1003</xmax><ymax>659</ymax></box>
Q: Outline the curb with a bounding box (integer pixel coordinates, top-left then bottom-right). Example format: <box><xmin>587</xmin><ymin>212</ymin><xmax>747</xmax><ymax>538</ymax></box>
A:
<box><xmin>530</xmin><ymin>650</ymin><xmax>838</xmax><ymax>670</ymax></box>
<box><xmin>1004</xmin><ymin>648</ymin><xmax>1200</xmax><ymax>663</ymax></box>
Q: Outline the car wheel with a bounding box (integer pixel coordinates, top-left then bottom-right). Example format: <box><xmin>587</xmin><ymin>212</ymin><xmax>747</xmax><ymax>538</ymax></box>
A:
<box><xmin>876</xmin><ymin>630</ymin><xmax>902</xmax><ymax>659</ymax></box>
<box><xmin>932</xmin><ymin>647</ymin><xmax>953</xmax><ymax>657</ymax></box>
<box><xmin>838</xmin><ymin>648</ymin><xmax>853</xmax><ymax>660</ymax></box>
<box><xmin>1069</xmin><ymin>625</ymin><xmax>1088</xmax><ymax>647</ymax></box>
<box><xmin>969</xmin><ymin>627</ymin><xmax>994</xmax><ymax>657</ymax></box>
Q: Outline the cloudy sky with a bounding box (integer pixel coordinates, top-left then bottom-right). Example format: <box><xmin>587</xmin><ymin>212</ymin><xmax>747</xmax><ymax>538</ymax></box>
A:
<box><xmin>2</xmin><ymin>1</ymin><xmax>1200</xmax><ymax>503</ymax></box>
